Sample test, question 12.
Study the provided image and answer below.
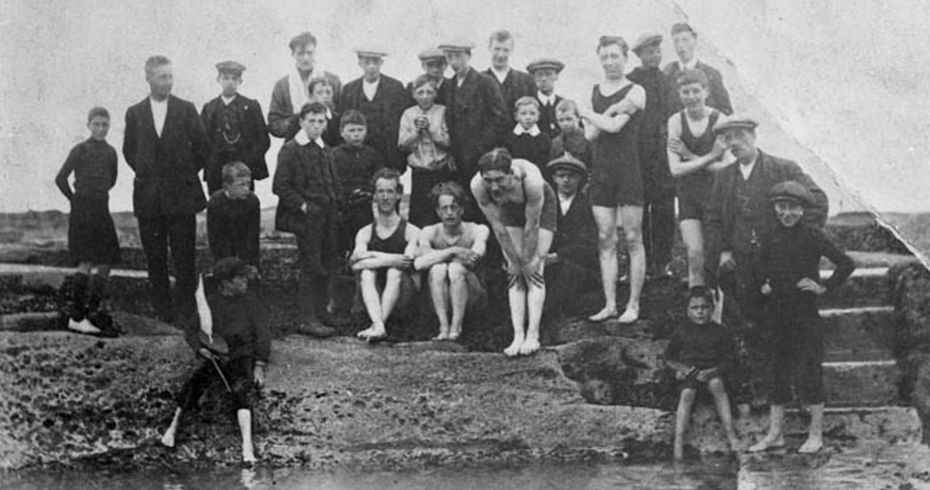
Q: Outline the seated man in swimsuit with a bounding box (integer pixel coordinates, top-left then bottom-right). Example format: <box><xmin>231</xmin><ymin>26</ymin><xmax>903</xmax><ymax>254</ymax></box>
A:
<box><xmin>352</xmin><ymin>168</ymin><xmax>421</xmax><ymax>341</ymax></box>
<box><xmin>414</xmin><ymin>181</ymin><xmax>490</xmax><ymax>341</ymax></box>
<box><xmin>471</xmin><ymin>148</ymin><xmax>557</xmax><ymax>356</ymax></box>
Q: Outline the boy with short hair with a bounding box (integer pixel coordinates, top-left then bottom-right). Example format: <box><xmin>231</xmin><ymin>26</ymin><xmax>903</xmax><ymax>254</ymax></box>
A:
<box><xmin>307</xmin><ymin>76</ymin><xmax>342</xmax><ymax>147</ymax></box>
<box><xmin>505</xmin><ymin>96</ymin><xmax>552</xmax><ymax>172</ymax></box>
<box><xmin>207</xmin><ymin>162</ymin><xmax>261</xmax><ymax>268</ymax></box>
<box><xmin>160</xmin><ymin>257</ymin><xmax>270</xmax><ymax>465</ymax></box>
<box><xmin>272</xmin><ymin>102</ymin><xmax>339</xmax><ymax>337</ymax></box>
<box><xmin>201</xmin><ymin>61</ymin><xmax>271</xmax><ymax>195</ymax></box>
<box><xmin>549</xmin><ymin>99</ymin><xmax>592</xmax><ymax>166</ymax></box>
<box><xmin>526</xmin><ymin>58</ymin><xmax>565</xmax><ymax>137</ymax></box>
<box><xmin>55</xmin><ymin>107</ymin><xmax>121</xmax><ymax>335</ymax></box>
<box><xmin>666</xmin><ymin>286</ymin><xmax>740</xmax><ymax>460</ymax></box>
<box><xmin>748</xmin><ymin>181</ymin><xmax>855</xmax><ymax>454</ymax></box>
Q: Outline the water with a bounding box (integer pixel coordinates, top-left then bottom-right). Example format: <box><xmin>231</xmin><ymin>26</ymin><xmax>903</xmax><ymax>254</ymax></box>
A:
<box><xmin>0</xmin><ymin>460</ymin><xmax>737</xmax><ymax>490</ymax></box>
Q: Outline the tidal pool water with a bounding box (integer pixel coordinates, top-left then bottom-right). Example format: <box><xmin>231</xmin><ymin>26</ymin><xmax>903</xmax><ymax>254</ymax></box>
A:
<box><xmin>0</xmin><ymin>459</ymin><xmax>738</xmax><ymax>490</ymax></box>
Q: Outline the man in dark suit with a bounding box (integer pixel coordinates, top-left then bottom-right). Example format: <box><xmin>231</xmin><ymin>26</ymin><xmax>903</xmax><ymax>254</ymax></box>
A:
<box><xmin>408</xmin><ymin>48</ymin><xmax>452</xmax><ymax>107</ymax></box>
<box><xmin>438</xmin><ymin>39</ymin><xmax>509</xmax><ymax>194</ymax></box>
<box><xmin>527</xmin><ymin>58</ymin><xmax>565</xmax><ymax>138</ymax></box>
<box><xmin>483</xmin><ymin>30</ymin><xmax>536</xmax><ymax>126</ymax></box>
<box><xmin>543</xmin><ymin>154</ymin><xmax>598</xmax><ymax>324</ymax></box>
<box><xmin>268</xmin><ymin>32</ymin><xmax>342</xmax><ymax>141</ymax></box>
<box><xmin>201</xmin><ymin>61</ymin><xmax>270</xmax><ymax>194</ymax></box>
<box><xmin>337</xmin><ymin>48</ymin><xmax>412</xmax><ymax>172</ymax></box>
<box><xmin>663</xmin><ymin>23</ymin><xmax>733</xmax><ymax>116</ymax></box>
<box><xmin>123</xmin><ymin>55</ymin><xmax>210</xmax><ymax>322</ymax></box>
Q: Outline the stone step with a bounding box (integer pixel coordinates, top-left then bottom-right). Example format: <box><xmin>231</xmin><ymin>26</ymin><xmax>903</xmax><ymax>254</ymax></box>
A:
<box><xmin>818</xmin><ymin>267</ymin><xmax>892</xmax><ymax>309</ymax></box>
<box><xmin>823</xmin><ymin>360</ymin><xmax>901</xmax><ymax>407</ymax></box>
<box><xmin>822</xmin><ymin>306</ymin><xmax>897</xmax><ymax>362</ymax></box>
<box><xmin>0</xmin><ymin>263</ymin><xmax>151</xmax><ymax>290</ymax></box>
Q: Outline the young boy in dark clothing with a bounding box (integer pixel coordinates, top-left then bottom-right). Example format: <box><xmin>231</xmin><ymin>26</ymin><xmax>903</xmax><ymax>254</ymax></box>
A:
<box><xmin>332</xmin><ymin>110</ymin><xmax>385</xmax><ymax>259</ymax></box>
<box><xmin>505</xmin><ymin>96</ymin><xmax>552</xmax><ymax>172</ymax></box>
<box><xmin>54</xmin><ymin>107</ymin><xmax>121</xmax><ymax>335</ymax></box>
<box><xmin>666</xmin><ymin>286</ymin><xmax>740</xmax><ymax>460</ymax></box>
<box><xmin>748</xmin><ymin>181</ymin><xmax>855</xmax><ymax>454</ymax></box>
<box><xmin>207</xmin><ymin>162</ymin><xmax>261</xmax><ymax>268</ymax></box>
<box><xmin>160</xmin><ymin>257</ymin><xmax>270</xmax><ymax>465</ymax></box>
<box><xmin>548</xmin><ymin>99</ymin><xmax>592</xmax><ymax>166</ymax></box>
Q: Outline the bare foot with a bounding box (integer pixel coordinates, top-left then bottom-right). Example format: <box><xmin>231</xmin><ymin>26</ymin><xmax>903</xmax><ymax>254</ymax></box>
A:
<box><xmin>242</xmin><ymin>445</ymin><xmax>257</xmax><ymax>464</ymax></box>
<box><xmin>448</xmin><ymin>325</ymin><xmax>462</xmax><ymax>340</ymax></box>
<box><xmin>617</xmin><ymin>306</ymin><xmax>639</xmax><ymax>324</ymax></box>
<box><xmin>518</xmin><ymin>338</ymin><xmax>540</xmax><ymax>355</ymax></box>
<box><xmin>747</xmin><ymin>434</ymin><xmax>785</xmax><ymax>453</ymax></box>
<box><xmin>588</xmin><ymin>306</ymin><xmax>618</xmax><ymax>322</ymax></box>
<box><xmin>160</xmin><ymin>431</ymin><xmax>176</xmax><ymax>448</ymax></box>
<box><xmin>504</xmin><ymin>338</ymin><xmax>524</xmax><ymax>357</ymax></box>
<box><xmin>797</xmin><ymin>437</ymin><xmax>823</xmax><ymax>454</ymax></box>
<box><xmin>364</xmin><ymin>324</ymin><xmax>387</xmax><ymax>342</ymax></box>
<box><xmin>356</xmin><ymin>326</ymin><xmax>377</xmax><ymax>340</ymax></box>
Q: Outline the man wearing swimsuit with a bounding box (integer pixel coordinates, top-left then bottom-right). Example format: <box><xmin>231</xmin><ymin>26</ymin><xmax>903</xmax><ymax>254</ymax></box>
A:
<box><xmin>471</xmin><ymin>148</ymin><xmax>557</xmax><ymax>356</ymax></box>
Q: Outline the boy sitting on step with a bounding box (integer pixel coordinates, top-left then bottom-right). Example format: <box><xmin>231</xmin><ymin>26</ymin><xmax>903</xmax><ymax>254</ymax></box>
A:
<box><xmin>666</xmin><ymin>286</ymin><xmax>740</xmax><ymax>460</ymax></box>
<box><xmin>748</xmin><ymin>181</ymin><xmax>855</xmax><ymax>454</ymax></box>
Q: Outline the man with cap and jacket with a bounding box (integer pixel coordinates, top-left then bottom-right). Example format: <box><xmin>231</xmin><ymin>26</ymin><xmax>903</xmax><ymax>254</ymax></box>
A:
<box><xmin>409</xmin><ymin>48</ymin><xmax>452</xmax><ymax>107</ymax></box>
<box><xmin>527</xmin><ymin>58</ymin><xmax>565</xmax><ymax>138</ymax></box>
<box><xmin>628</xmin><ymin>34</ymin><xmax>676</xmax><ymax>279</ymax></box>
<box><xmin>705</xmin><ymin>114</ymin><xmax>828</xmax><ymax>404</ymax></box>
<box><xmin>201</xmin><ymin>61</ymin><xmax>270</xmax><ymax>195</ymax></box>
<box><xmin>439</xmin><ymin>39</ymin><xmax>509</xmax><ymax>198</ymax></box>
<box><xmin>663</xmin><ymin>23</ymin><xmax>732</xmax><ymax>116</ymax></box>
<box><xmin>543</xmin><ymin>154</ymin><xmax>598</xmax><ymax>324</ymax></box>
<box><xmin>338</xmin><ymin>48</ymin><xmax>413</xmax><ymax>172</ymax></box>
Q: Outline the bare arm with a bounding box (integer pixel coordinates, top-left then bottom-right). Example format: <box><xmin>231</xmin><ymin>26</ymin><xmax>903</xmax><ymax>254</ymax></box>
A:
<box><xmin>580</xmin><ymin>85</ymin><xmax>645</xmax><ymax>135</ymax></box>
<box><xmin>350</xmin><ymin>224</ymin><xmax>412</xmax><ymax>271</ymax></box>
<box><xmin>520</xmin><ymin>164</ymin><xmax>545</xmax><ymax>261</ymax></box>
<box><xmin>471</xmin><ymin>174</ymin><xmax>522</xmax><ymax>266</ymax></box>
<box><xmin>397</xmin><ymin>108</ymin><xmax>420</xmax><ymax>150</ymax></box>
<box><xmin>413</xmin><ymin>226</ymin><xmax>455</xmax><ymax>270</ymax></box>
<box><xmin>666</xmin><ymin>114</ymin><xmax>726</xmax><ymax>178</ymax></box>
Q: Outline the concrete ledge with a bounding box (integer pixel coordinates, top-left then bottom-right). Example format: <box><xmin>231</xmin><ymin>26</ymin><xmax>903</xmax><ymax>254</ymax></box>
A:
<box><xmin>822</xmin><ymin>306</ymin><xmax>896</xmax><ymax>362</ymax></box>
<box><xmin>824</xmin><ymin>360</ymin><xmax>901</xmax><ymax>407</ymax></box>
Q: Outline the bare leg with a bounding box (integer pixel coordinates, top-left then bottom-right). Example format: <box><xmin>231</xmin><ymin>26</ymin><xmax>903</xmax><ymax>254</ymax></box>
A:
<box><xmin>708</xmin><ymin>377</ymin><xmax>740</xmax><ymax>452</ymax></box>
<box><xmin>447</xmin><ymin>262</ymin><xmax>470</xmax><ymax>340</ymax></box>
<box><xmin>590</xmin><ymin>206</ymin><xmax>619</xmax><ymax>321</ymax></box>
<box><xmin>505</xmin><ymin>284</ymin><xmax>527</xmax><ymax>356</ymax></box>
<box><xmin>237</xmin><ymin>409</ymin><xmax>256</xmax><ymax>464</ymax></box>
<box><xmin>357</xmin><ymin>270</ymin><xmax>384</xmax><ymax>340</ymax></box>
<box><xmin>428</xmin><ymin>264</ymin><xmax>451</xmax><ymax>340</ymax></box>
<box><xmin>679</xmin><ymin>219</ymin><xmax>705</xmax><ymax>288</ymax></box>
<box><xmin>748</xmin><ymin>404</ymin><xmax>786</xmax><ymax>452</ymax></box>
<box><xmin>618</xmin><ymin>205</ymin><xmax>644</xmax><ymax>323</ymax></box>
<box><xmin>674</xmin><ymin>388</ymin><xmax>696</xmax><ymax>461</ymax></box>
<box><xmin>379</xmin><ymin>268</ymin><xmax>404</xmax><ymax>323</ymax></box>
<box><xmin>161</xmin><ymin>407</ymin><xmax>183</xmax><ymax>448</ymax></box>
<box><xmin>520</xmin><ymin>229</ymin><xmax>551</xmax><ymax>355</ymax></box>
<box><xmin>798</xmin><ymin>403</ymin><xmax>824</xmax><ymax>454</ymax></box>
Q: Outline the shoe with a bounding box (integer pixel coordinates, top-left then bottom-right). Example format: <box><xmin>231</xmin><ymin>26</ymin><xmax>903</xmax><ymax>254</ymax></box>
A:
<box><xmin>297</xmin><ymin>320</ymin><xmax>336</xmax><ymax>338</ymax></box>
<box><xmin>68</xmin><ymin>318</ymin><xmax>102</xmax><ymax>335</ymax></box>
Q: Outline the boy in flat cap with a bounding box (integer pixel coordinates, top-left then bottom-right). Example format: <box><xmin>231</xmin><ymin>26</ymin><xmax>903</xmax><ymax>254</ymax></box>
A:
<box><xmin>201</xmin><ymin>61</ymin><xmax>271</xmax><ymax>195</ymax></box>
<box><xmin>160</xmin><ymin>256</ymin><xmax>271</xmax><ymax>465</ymax></box>
<box><xmin>663</xmin><ymin>23</ymin><xmax>732</xmax><ymax>116</ymax></box>
<box><xmin>268</xmin><ymin>32</ymin><xmax>342</xmax><ymax>141</ymax></box>
<box><xmin>440</xmin><ymin>39</ymin><xmax>508</xmax><ymax>204</ymax></box>
<box><xmin>338</xmin><ymin>48</ymin><xmax>413</xmax><ymax>172</ymax></box>
<box><xmin>409</xmin><ymin>48</ymin><xmax>452</xmax><ymax>107</ymax></box>
<box><xmin>527</xmin><ymin>58</ymin><xmax>565</xmax><ymax>138</ymax></box>
<box><xmin>484</xmin><ymin>30</ymin><xmax>536</xmax><ymax>128</ymax></box>
<box><xmin>628</xmin><ymin>34</ymin><xmax>676</xmax><ymax>280</ymax></box>
<box><xmin>747</xmin><ymin>181</ymin><xmax>854</xmax><ymax>454</ymax></box>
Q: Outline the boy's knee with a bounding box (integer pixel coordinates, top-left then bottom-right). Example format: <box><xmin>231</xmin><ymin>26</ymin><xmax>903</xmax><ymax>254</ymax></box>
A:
<box><xmin>597</xmin><ymin>230</ymin><xmax>618</xmax><ymax>249</ymax></box>
<box><xmin>447</xmin><ymin>262</ymin><xmax>467</xmax><ymax>282</ymax></box>
<box><xmin>428</xmin><ymin>263</ymin><xmax>448</xmax><ymax>282</ymax></box>
<box><xmin>679</xmin><ymin>387</ymin><xmax>697</xmax><ymax>403</ymax></box>
<box><xmin>623</xmin><ymin>226</ymin><xmax>643</xmax><ymax>247</ymax></box>
<box><xmin>707</xmin><ymin>377</ymin><xmax>726</xmax><ymax>394</ymax></box>
<box><xmin>386</xmin><ymin>268</ymin><xmax>403</xmax><ymax>281</ymax></box>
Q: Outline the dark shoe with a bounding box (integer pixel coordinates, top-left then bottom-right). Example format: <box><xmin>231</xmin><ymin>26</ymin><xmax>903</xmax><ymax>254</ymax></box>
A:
<box><xmin>297</xmin><ymin>320</ymin><xmax>336</xmax><ymax>338</ymax></box>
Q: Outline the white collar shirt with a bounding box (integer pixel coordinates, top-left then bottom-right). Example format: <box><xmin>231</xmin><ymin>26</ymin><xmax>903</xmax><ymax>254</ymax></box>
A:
<box><xmin>149</xmin><ymin>97</ymin><xmax>168</xmax><ymax>138</ymax></box>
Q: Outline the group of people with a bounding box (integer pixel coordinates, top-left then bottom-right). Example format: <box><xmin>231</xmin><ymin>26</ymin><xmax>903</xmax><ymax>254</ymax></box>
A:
<box><xmin>53</xmin><ymin>23</ymin><xmax>856</xmax><ymax>464</ymax></box>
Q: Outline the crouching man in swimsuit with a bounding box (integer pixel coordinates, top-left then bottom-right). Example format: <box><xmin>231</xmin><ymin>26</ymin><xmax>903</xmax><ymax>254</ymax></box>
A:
<box><xmin>414</xmin><ymin>181</ymin><xmax>490</xmax><ymax>341</ymax></box>
<box><xmin>471</xmin><ymin>148</ymin><xmax>557</xmax><ymax>356</ymax></box>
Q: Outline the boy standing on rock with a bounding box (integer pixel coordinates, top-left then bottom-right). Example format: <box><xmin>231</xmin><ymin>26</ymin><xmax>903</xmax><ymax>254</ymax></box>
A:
<box><xmin>160</xmin><ymin>257</ymin><xmax>270</xmax><ymax>465</ymax></box>
<box><xmin>666</xmin><ymin>286</ymin><xmax>740</xmax><ymax>460</ymax></box>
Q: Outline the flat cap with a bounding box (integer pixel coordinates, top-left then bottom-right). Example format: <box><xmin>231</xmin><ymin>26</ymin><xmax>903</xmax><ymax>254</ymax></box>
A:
<box><xmin>526</xmin><ymin>58</ymin><xmax>565</xmax><ymax>74</ymax></box>
<box><xmin>215</xmin><ymin>60</ymin><xmax>246</xmax><ymax>75</ymax></box>
<box><xmin>768</xmin><ymin>180</ymin><xmax>814</xmax><ymax>206</ymax></box>
<box><xmin>632</xmin><ymin>34</ymin><xmax>663</xmax><ymax>54</ymax></box>
<box><xmin>438</xmin><ymin>39</ymin><xmax>475</xmax><ymax>53</ymax></box>
<box><xmin>546</xmin><ymin>153</ymin><xmax>587</xmax><ymax>175</ymax></box>
<box><xmin>714</xmin><ymin>115</ymin><xmax>759</xmax><ymax>134</ymax></box>
<box><xmin>418</xmin><ymin>48</ymin><xmax>446</xmax><ymax>62</ymax></box>
<box><xmin>355</xmin><ymin>47</ymin><xmax>388</xmax><ymax>59</ymax></box>
<box><xmin>670</xmin><ymin>22</ymin><xmax>696</xmax><ymax>36</ymax></box>
<box><xmin>213</xmin><ymin>256</ymin><xmax>248</xmax><ymax>282</ymax></box>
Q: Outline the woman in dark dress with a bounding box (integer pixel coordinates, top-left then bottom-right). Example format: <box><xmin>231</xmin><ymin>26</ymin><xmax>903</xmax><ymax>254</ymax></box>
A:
<box><xmin>578</xmin><ymin>35</ymin><xmax>647</xmax><ymax>324</ymax></box>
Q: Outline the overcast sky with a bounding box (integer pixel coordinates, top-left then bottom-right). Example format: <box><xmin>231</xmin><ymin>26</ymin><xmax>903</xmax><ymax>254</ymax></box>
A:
<box><xmin>1</xmin><ymin>0</ymin><xmax>928</xmax><ymax>215</ymax></box>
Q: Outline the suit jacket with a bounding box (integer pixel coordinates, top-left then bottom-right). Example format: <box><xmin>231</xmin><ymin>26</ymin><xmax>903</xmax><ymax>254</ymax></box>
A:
<box><xmin>272</xmin><ymin>138</ymin><xmax>338</xmax><ymax>233</ymax></box>
<box><xmin>663</xmin><ymin>61</ymin><xmax>733</xmax><ymax>116</ymax></box>
<box><xmin>337</xmin><ymin>74</ymin><xmax>413</xmax><ymax>172</ymax></box>
<box><xmin>535</xmin><ymin>94</ymin><xmax>564</xmax><ymax>138</ymax></box>
<box><xmin>267</xmin><ymin>71</ymin><xmax>342</xmax><ymax>140</ymax></box>
<box><xmin>200</xmin><ymin>94</ymin><xmax>271</xmax><ymax>182</ymax></box>
<box><xmin>447</xmin><ymin>68</ymin><xmax>509</xmax><ymax>176</ymax></box>
<box><xmin>554</xmin><ymin>188</ymin><xmax>598</xmax><ymax>271</ymax></box>
<box><xmin>704</xmin><ymin>150</ymin><xmax>828</xmax><ymax>268</ymax></box>
<box><xmin>482</xmin><ymin>67</ymin><xmax>536</xmax><ymax>123</ymax></box>
<box><xmin>123</xmin><ymin>95</ymin><xmax>209</xmax><ymax>217</ymax></box>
